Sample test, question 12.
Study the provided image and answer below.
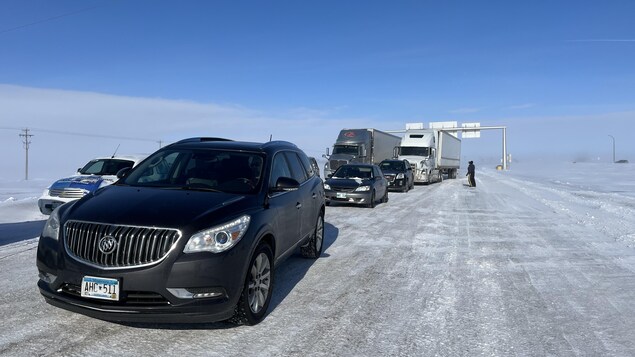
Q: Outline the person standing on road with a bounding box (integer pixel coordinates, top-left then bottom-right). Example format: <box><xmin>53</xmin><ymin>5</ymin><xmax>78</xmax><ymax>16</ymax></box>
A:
<box><xmin>466</xmin><ymin>161</ymin><xmax>476</xmax><ymax>187</ymax></box>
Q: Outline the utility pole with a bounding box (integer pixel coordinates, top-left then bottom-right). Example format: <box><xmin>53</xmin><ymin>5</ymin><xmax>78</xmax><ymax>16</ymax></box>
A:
<box><xmin>19</xmin><ymin>128</ymin><xmax>34</xmax><ymax>180</ymax></box>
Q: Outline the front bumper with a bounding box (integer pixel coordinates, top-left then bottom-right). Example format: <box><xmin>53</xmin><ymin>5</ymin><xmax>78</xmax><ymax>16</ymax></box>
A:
<box><xmin>324</xmin><ymin>190</ymin><xmax>371</xmax><ymax>205</ymax></box>
<box><xmin>36</xmin><ymin>236</ymin><xmax>248</xmax><ymax>323</ymax></box>
<box><xmin>38</xmin><ymin>197</ymin><xmax>73</xmax><ymax>215</ymax></box>
<box><xmin>387</xmin><ymin>179</ymin><xmax>407</xmax><ymax>190</ymax></box>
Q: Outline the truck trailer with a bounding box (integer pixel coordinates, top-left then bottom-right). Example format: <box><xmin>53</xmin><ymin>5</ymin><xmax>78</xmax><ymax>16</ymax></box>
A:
<box><xmin>324</xmin><ymin>128</ymin><xmax>402</xmax><ymax>178</ymax></box>
<box><xmin>396</xmin><ymin>129</ymin><xmax>461</xmax><ymax>184</ymax></box>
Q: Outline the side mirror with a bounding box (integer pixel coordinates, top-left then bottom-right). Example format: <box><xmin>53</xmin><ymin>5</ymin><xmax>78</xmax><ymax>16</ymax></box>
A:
<box><xmin>323</xmin><ymin>147</ymin><xmax>330</xmax><ymax>159</ymax></box>
<box><xmin>327</xmin><ymin>174</ymin><xmax>333</xmax><ymax>179</ymax></box>
<box><xmin>116</xmin><ymin>167</ymin><xmax>131</xmax><ymax>179</ymax></box>
<box><xmin>271</xmin><ymin>177</ymin><xmax>300</xmax><ymax>192</ymax></box>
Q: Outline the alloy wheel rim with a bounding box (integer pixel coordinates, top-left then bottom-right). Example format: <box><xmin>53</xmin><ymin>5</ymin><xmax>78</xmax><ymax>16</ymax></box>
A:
<box><xmin>316</xmin><ymin>216</ymin><xmax>324</xmax><ymax>252</ymax></box>
<box><xmin>248</xmin><ymin>252</ymin><xmax>271</xmax><ymax>314</ymax></box>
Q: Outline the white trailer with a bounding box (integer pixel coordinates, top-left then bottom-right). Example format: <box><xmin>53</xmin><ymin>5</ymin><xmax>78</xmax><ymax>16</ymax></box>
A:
<box><xmin>396</xmin><ymin>129</ymin><xmax>461</xmax><ymax>184</ymax></box>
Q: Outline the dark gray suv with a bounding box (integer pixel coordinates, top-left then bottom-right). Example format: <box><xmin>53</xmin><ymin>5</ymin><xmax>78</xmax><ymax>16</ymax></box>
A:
<box><xmin>36</xmin><ymin>138</ymin><xmax>325</xmax><ymax>325</ymax></box>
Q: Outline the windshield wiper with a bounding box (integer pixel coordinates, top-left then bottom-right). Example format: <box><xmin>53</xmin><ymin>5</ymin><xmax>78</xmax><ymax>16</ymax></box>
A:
<box><xmin>179</xmin><ymin>185</ymin><xmax>222</xmax><ymax>193</ymax></box>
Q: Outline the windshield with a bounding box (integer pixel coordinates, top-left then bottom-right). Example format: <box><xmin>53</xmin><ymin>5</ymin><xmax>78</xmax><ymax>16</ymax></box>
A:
<box><xmin>333</xmin><ymin>166</ymin><xmax>373</xmax><ymax>179</ymax></box>
<box><xmin>79</xmin><ymin>159</ymin><xmax>135</xmax><ymax>175</ymax></box>
<box><xmin>332</xmin><ymin>145</ymin><xmax>360</xmax><ymax>156</ymax></box>
<box><xmin>380</xmin><ymin>161</ymin><xmax>405</xmax><ymax>171</ymax></box>
<box><xmin>399</xmin><ymin>147</ymin><xmax>429</xmax><ymax>156</ymax></box>
<box><xmin>121</xmin><ymin>149</ymin><xmax>264</xmax><ymax>194</ymax></box>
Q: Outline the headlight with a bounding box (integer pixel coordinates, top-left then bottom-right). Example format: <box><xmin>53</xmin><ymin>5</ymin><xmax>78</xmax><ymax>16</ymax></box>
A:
<box><xmin>42</xmin><ymin>208</ymin><xmax>61</xmax><ymax>240</ymax></box>
<box><xmin>396</xmin><ymin>173</ymin><xmax>404</xmax><ymax>179</ymax></box>
<box><xmin>184</xmin><ymin>215</ymin><xmax>250</xmax><ymax>253</ymax></box>
<box><xmin>355</xmin><ymin>185</ymin><xmax>370</xmax><ymax>192</ymax></box>
<box><xmin>323</xmin><ymin>183</ymin><xmax>331</xmax><ymax>190</ymax></box>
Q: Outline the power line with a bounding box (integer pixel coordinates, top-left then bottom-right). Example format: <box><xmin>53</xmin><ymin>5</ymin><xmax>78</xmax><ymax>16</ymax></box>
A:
<box><xmin>31</xmin><ymin>127</ymin><xmax>160</xmax><ymax>143</ymax></box>
<box><xmin>0</xmin><ymin>3</ymin><xmax>107</xmax><ymax>36</ymax></box>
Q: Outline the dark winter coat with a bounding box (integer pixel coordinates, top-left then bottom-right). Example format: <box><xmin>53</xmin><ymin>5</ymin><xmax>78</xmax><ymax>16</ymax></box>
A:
<box><xmin>467</xmin><ymin>163</ymin><xmax>475</xmax><ymax>176</ymax></box>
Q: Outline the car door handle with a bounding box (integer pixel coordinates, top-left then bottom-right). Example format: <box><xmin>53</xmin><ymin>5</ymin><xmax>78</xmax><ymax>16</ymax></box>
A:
<box><xmin>296</xmin><ymin>202</ymin><xmax>302</xmax><ymax>209</ymax></box>
<box><xmin>312</xmin><ymin>193</ymin><xmax>317</xmax><ymax>199</ymax></box>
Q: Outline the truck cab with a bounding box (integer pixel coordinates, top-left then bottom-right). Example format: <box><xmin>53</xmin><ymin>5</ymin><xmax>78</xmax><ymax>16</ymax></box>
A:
<box><xmin>324</xmin><ymin>129</ymin><xmax>401</xmax><ymax>178</ymax></box>
<box><xmin>396</xmin><ymin>131</ymin><xmax>441</xmax><ymax>184</ymax></box>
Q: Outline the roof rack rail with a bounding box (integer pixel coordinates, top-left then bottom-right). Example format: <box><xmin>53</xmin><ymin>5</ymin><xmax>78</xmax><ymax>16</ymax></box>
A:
<box><xmin>263</xmin><ymin>140</ymin><xmax>297</xmax><ymax>148</ymax></box>
<box><xmin>174</xmin><ymin>137</ymin><xmax>233</xmax><ymax>144</ymax></box>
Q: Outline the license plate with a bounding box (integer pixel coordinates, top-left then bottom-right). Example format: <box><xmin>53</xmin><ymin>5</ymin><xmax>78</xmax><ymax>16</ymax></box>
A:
<box><xmin>81</xmin><ymin>276</ymin><xmax>120</xmax><ymax>301</ymax></box>
<box><xmin>336</xmin><ymin>192</ymin><xmax>347</xmax><ymax>199</ymax></box>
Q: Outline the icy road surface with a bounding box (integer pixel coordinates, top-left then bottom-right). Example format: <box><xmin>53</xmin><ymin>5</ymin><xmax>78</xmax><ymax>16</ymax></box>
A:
<box><xmin>1</xmin><ymin>165</ymin><xmax>635</xmax><ymax>356</ymax></box>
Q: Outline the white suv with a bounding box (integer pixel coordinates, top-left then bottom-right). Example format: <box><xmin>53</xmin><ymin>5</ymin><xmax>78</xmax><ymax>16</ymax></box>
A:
<box><xmin>38</xmin><ymin>155</ymin><xmax>146</xmax><ymax>215</ymax></box>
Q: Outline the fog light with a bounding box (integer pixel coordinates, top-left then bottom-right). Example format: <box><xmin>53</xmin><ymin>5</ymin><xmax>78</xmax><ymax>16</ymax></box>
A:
<box><xmin>193</xmin><ymin>292</ymin><xmax>223</xmax><ymax>298</ymax></box>
<box><xmin>167</xmin><ymin>287</ymin><xmax>226</xmax><ymax>299</ymax></box>
<box><xmin>38</xmin><ymin>271</ymin><xmax>57</xmax><ymax>284</ymax></box>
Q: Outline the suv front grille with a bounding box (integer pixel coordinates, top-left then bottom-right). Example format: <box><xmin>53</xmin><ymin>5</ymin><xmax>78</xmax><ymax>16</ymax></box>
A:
<box><xmin>49</xmin><ymin>188</ymin><xmax>87</xmax><ymax>198</ymax></box>
<box><xmin>64</xmin><ymin>220</ymin><xmax>181</xmax><ymax>269</ymax></box>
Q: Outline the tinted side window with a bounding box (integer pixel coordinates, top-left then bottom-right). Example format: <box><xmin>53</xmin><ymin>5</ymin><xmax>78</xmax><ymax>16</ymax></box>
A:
<box><xmin>297</xmin><ymin>152</ymin><xmax>315</xmax><ymax>177</ymax></box>
<box><xmin>270</xmin><ymin>153</ymin><xmax>292</xmax><ymax>188</ymax></box>
<box><xmin>373</xmin><ymin>166</ymin><xmax>382</xmax><ymax>177</ymax></box>
<box><xmin>284</xmin><ymin>152</ymin><xmax>308</xmax><ymax>183</ymax></box>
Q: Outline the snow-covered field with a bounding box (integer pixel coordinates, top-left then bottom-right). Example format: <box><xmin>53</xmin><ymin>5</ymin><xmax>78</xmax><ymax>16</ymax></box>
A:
<box><xmin>1</xmin><ymin>163</ymin><xmax>635</xmax><ymax>356</ymax></box>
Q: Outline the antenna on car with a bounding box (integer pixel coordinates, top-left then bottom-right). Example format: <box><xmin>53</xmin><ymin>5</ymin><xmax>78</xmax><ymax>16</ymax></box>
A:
<box><xmin>269</xmin><ymin>134</ymin><xmax>272</xmax><ymax>142</ymax></box>
<box><xmin>111</xmin><ymin>144</ymin><xmax>120</xmax><ymax>158</ymax></box>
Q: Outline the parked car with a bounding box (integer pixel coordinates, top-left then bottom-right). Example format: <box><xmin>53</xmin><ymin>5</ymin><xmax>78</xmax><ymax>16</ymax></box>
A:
<box><xmin>36</xmin><ymin>138</ymin><xmax>325</xmax><ymax>325</ymax></box>
<box><xmin>379</xmin><ymin>159</ymin><xmax>414</xmax><ymax>192</ymax></box>
<box><xmin>323</xmin><ymin>163</ymin><xmax>388</xmax><ymax>208</ymax></box>
<box><xmin>309</xmin><ymin>156</ymin><xmax>321</xmax><ymax>178</ymax></box>
<box><xmin>37</xmin><ymin>155</ymin><xmax>146</xmax><ymax>215</ymax></box>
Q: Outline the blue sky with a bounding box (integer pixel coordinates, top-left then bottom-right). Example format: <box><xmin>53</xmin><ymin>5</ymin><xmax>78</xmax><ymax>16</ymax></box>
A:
<box><xmin>1</xmin><ymin>0</ymin><xmax>635</xmax><ymax>180</ymax></box>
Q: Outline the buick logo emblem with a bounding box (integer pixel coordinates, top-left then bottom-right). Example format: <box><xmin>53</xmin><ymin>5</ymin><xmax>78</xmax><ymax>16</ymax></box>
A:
<box><xmin>98</xmin><ymin>236</ymin><xmax>118</xmax><ymax>255</ymax></box>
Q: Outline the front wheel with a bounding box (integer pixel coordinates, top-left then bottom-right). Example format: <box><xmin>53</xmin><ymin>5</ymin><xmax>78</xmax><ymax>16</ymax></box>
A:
<box><xmin>367</xmin><ymin>190</ymin><xmax>376</xmax><ymax>208</ymax></box>
<box><xmin>301</xmin><ymin>214</ymin><xmax>324</xmax><ymax>258</ymax></box>
<box><xmin>230</xmin><ymin>243</ymin><xmax>274</xmax><ymax>325</ymax></box>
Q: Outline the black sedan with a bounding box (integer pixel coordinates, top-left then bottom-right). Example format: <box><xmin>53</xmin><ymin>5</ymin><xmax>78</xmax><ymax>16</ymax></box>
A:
<box><xmin>324</xmin><ymin>163</ymin><xmax>388</xmax><ymax>208</ymax></box>
<box><xmin>379</xmin><ymin>159</ymin><xmax>415</xmax><ymax>192</ymax></box>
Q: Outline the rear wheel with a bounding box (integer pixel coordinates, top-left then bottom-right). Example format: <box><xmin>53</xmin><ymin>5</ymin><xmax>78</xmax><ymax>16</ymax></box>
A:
<box><xmin>230</xmin><ymin>243</ymin><xmax>273</xmax><ymax>325</ymax></box>
<box><xmin>301</xmin><ymin>214</ymin><xmax>324</xmax><ymax>258</ymax></box>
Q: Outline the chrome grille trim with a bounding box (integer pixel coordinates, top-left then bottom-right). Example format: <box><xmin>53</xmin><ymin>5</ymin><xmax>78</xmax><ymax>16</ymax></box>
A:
<box><xmin>49</xmin><ymin>188</ymin><xmax>87</xmax><ymax>198</ymax></box>
<box><xmin>64</xmin><ymin>220</ymin><xmax>182</xmax><ymax>270</ymax></box>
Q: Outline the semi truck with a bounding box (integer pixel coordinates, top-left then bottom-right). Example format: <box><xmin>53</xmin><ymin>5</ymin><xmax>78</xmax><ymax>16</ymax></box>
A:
<box><xmin>395</xmin><ymin>129</ymin><xmax>461</xmax><ymax>184</ymax></box>
<box><xmin>323</xmin><ymin>128</ymin><xmax>402</xmax><ymax>177</ymax></box>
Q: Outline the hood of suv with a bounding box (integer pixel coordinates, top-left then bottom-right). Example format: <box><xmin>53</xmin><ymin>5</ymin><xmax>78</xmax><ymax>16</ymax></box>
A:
<box><xmin>50</xmin><ymin>175</ymin><xmax>115</xmax><ymax>193</ymax></box>
<box><xmin>65</xmin><ymin>185</ymin><xmax>252</xmax><ymax>231</ymax></box>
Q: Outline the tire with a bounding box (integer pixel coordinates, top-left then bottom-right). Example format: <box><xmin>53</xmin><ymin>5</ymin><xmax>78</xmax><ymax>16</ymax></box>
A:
<box><xmin>382</xmin><ymin>189</ymin><xmax>389</xmax><ymax>203</ymax></box>
<box><xmin>367</xmin><ymin>190</ymin><xmax>376</xmax><ymax>208</ymax></box>
<box><xmin>230</xmin><ymin>243</ymin><xmax>274</xmax><ymax>325</ymax></box>
<box><xmin>301</xmin><ymin>214</ymin><xmax>324</xmax><ymax>259</ymax></box>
